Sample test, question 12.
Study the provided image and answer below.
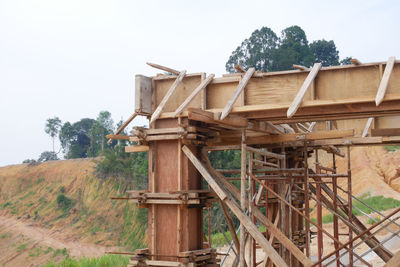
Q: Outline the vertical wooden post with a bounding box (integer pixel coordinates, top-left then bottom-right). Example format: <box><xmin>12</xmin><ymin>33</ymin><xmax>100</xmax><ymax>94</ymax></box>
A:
<box><xmin>332</xmin><ymin>153</ymin><xmax>340</xmax><ymax>267</ymax></box>
<box><xmin>304</xmin><ymin>143</ymin><xmax>310</xmax><ymax>257</ymax></box>
<box><xmin>347</xmin><ymin>145</ymin><xmax>354</xmax><ymax>266</ymax></box>
<box><xmin>240</xmin><ymin>130</ymin><xmax>247</xmax><ymax>267</ymax></box>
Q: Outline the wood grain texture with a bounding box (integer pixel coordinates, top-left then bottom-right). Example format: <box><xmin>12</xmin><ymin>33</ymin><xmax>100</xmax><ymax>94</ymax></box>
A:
<box><xmin>220</xmin><ymin>68</ymin><xmax>255</xmax><ymax>120</ymax></box>
<box><xmin>287</xmin><ymin>63</ymin><xmax>322</xmax><ymax>118</ymax></box>
<box><xmin>376</xmin><ymin>56</ymin><xmax>396</xmax><ymax>106</ymax></box>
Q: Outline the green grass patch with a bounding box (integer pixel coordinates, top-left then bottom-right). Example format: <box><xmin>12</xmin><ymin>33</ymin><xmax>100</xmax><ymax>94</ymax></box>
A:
<box><xmin>43</xmin><ymin>254</ymin><xmax>129</xmax><ymax>267</ymax></box>
<box><xmin>17</xmin><ymin>243</ymin><xmax>27</xmax><ymax>252</ymax></box>
<box><xmin>384</xmin><ymin>145</ymin><xmax>400</xmax><ymax>152</ymax></box>
<box><xmin>352</xmin><ymin>195</ymin><xmax>400</xmax><ymax>216</ymax></box>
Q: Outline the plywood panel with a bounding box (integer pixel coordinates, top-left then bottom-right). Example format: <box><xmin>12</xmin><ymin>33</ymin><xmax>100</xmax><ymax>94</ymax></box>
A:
<box><xmin>387</xmin><ymin>64</ymin><xmax>400</xmax><ymax>95</ymax></box>
<box><xmin>246</xmin><ymin>72</ymin><xmax>310</xmax><ymax>105</ymax></box>
<box><xmin>316</xmin><ymin>66</ymin><xmax>380</xmax><ymax>99</ymax></box>
<box><xmin>206</xmin><ymin>82</ymin><xmax>239</xmax><ymax>109</ymax></box>
<box><xmin>154</xmin><ymin>75</ymin><xmax>203</xmax><ymax>112</ymax></box>
<box><xmin>376</xmin><ymin>115</ymin><xmax>400</xmax><ymax>129</ymax></box>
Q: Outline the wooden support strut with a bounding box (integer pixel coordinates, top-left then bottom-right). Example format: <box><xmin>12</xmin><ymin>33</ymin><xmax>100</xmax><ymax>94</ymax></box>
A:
<box><xmin>181</xmin><ymin>145</ymin><xmax>288</xmax><ymax>267</ymax></box>
<box><xmin>287</xmin><ymin>62</ymin><xmax>322</xmax><ymax>118</ymax></box>
<box><xmin>375</xmin><ymin>56</ymin><xmax>396</xmax><ymax>106</ymax></box>
<box><xmin>173</xmin><ymin>74</ymin><xmax>215</xmax><ymax>117</ymax></box>
<box><xmin>220</xmin><ymin>68</ymin><xmax>255</xmax><ymax>120</ymax></box>
<box><xmin>150</xmin><ymin>70</ymin><xmax>186</xmax><ymax>124</ymax></box>
<box><xmin>146</xmin><ymin>62</ymin><xmax>180</xmax><ymax>75</ymax></box>
<box><xmin>107</xmin><ymin>112</ymin><xmax>138</xmax><ymax>144</ymax></box>
<box><xmin>199</xmin><ymin>150</ymin><xmax>313</xmax><ymax>267</ymax></box>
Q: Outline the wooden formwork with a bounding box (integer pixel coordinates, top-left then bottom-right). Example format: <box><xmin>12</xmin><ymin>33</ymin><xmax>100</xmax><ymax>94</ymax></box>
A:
<box><xmin>109</xmin><ymin>58</ymin><xmax>400</xmax><ymax>267</ymax></box>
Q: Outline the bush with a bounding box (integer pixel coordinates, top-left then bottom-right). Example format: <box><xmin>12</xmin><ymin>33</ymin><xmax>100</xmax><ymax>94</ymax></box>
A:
<box><xmin>56</xmin><ymin>194</ymin><xmax>74</xmax><ymax>213</ymax></box>
<box><xmin>43</xmin><ymin>254</ymin><xmax>129</xmax><ymax>267</ymax></box>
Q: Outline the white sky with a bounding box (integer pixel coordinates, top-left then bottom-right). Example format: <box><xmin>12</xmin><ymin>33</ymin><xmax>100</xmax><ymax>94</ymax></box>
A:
<box><xmin>0</xmin><ymin>0</ymin><xmax>399</xmax><ymax>166</ymax></box>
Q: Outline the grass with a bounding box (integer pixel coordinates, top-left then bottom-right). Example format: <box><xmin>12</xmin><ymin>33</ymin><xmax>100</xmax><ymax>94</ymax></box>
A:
<box><xmin>17</xmin><ymin>243</ymin><xmax>27</xmax><ymax>252</ymax></box>
<box><xmin>384</xmin><ymin>145</ymin><xmax>400</xmax><ymax>152</ymax></box>
<box><xmin>311</xmin><ymin>194</ymin><xmax>400</xmax><ymax>225</ymax></box>
<box><xmin>42</xmin><ymin>254</ymin><xmax>129</xmax><ymax>267</ymax></box>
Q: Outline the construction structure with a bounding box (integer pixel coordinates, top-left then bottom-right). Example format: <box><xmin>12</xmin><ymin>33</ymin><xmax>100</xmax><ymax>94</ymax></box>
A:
<box><xmin>108</xmin><ymin>57</ymin><xmax>400</xmax><ymax>267</ymax></box>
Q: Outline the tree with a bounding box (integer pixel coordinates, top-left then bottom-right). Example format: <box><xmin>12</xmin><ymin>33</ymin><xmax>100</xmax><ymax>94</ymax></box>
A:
<box><xmin>226</xmin><ymin>25</ymin><xmax>348</xmax><ymax>73</ymax></box>
<box><xmin>88</xmin><ymin>111</ymin><xmax>114</xmax><ymax>156</ymax></box>
<box><xmin>59</xmin><ymin>118</ymin><xmax>96</xmax><ymax>159</ymax></box>
<box><xmin>340</xmin><ymin>57</ymin><xmax>353</xmax><ymax>65</ymax></box>
<box><xmin>45</xmin><ymin>117</ymin><xmax>62</xmax><ymax>153</ymax></box>
<box><xmin>225</xmin><ymin>27</ymin><xmax>278</xmax><ymax>73</ymax></box>
<box><xmin>272</xmin><ymin>26</ymin><xmax>314</xmax><ymax>71</ymax></box>
<box><xmin>309</xmin><ymin>40</ymin><xmax>339</xmax><ymax>66</ymax></box>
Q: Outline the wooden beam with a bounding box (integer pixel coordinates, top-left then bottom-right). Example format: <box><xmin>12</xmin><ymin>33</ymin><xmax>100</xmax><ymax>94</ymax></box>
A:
<box><xmin>211</xmin><ymin>129</ymin><xmax>355</xmax><ymax>146</ymax></box>
<box><xmin>182</xmin><ymin>146</ymin><xmax>227</xmax><ymax>201</ymax></box>
<box><xmin>220</xmin><ymin>68</ymin><xmax>255</xmax><ymax>120</ymax></box>
<box><xmin>376</xmin><ymin>56</ymin><xmax>396</xmax><ymax>106</ymax></box>
<box><xmin>246</xmin><ymin>146</ymin><xmax>285</xmax><ymax>160</ymax></box>
<box><xmin>350</xmin><ymin>58</ymin><xmax>362</xmax><ymax>65</ymax></box>
<box><xmin>234</xmin><ymin>65</ymin><xmax>246</xmax><ymax>73</ymax></box>
<box><xmin>220</xmin><ymin>200</ymin><xmax>241</xmax><ymax>261</ymax></box>
<box><xmin>287</xmin><ymin>62</ymin><xmax>322</xmax><ymax>118</ymax></box>
<box><xmin>182</xmin><ymin>146</ymin><xmax>288</xmax><ymax>267</ymax></box>
<box><xmin>173</xmin><ymin>74</ymin><xmax>215</xmax><ymax>117</ymax></box>
<box><xmin>188</xmin><ymin>108</ymin><xmax>248</xmax><ymax>128</ymax></box>
<box><xmin>293</xmin><ymin>64</ymin><xmax>308</xmax><ymax>71</ymax></box>
<box><xmin>362</xmin><ymin>117</ymin><xmax>374</xmax><ymax>137</ymax></box>
<box><xmin>107</xmin><ymin>112</ymin><xmax>137</xmax><ymax>144</ymax></box>
<box><xmin>106</xmin><ymin>134</ymin><xmax>130</xmax><ymax>141</ymax></box>
<box><xmin>146</xmin><ymin>62</ymin><xmax>180</xmax><ymax>75</ymax></box>
<box><xmin>371</xmin><ymin>128</ymin><xmax>400</xmax><ymax>137</ymax></box>
<box><xmin>125</xmin><ymin>145</ymin><xmax>149</xmax><ymax>153</ymax></box>
<box><xmin>150</xmin><ymin>70</ymin><xmax>186</xmax><ymax>124</ymax></box>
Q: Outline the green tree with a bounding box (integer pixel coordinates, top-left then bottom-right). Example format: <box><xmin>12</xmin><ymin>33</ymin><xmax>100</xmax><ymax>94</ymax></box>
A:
<box><xmin>59</xmin><ymin>118</ymin><xmax>96</xmax><ymax>159</ymax></box>
<box><xmin>272</xmin><ymin>26</ymin><xmax>314</xmax><ymax>70</ymax></box>
<box><xmin>225</xmin><ymin>27</ymin><xmax>278</xmax><ymax>72</ymax></box>
<box><xmin>45</xmin><ymin>117</ymin><xmax>62</xmax><ymax>153</ymax></box>
<box><xmin>88</xmin><ymin>111</ymin><xmax>114</xmax><ymax>156</ymax></box>
<box><xmin>340</xmin><ymin>57</ymin><xmax>353</xmax><ymax>65</ymax></box>
<box><xmin>309</xmin><ymin>40</ymin><xmax>339</xmax><ymax>66</ymax></box>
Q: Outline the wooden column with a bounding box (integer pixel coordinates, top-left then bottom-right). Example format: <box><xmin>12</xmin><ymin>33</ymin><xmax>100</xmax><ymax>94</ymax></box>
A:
<box><xmin>148</xmin><ymin>118</ymin><xmax>203</xmax><ymax>260</ymax></box>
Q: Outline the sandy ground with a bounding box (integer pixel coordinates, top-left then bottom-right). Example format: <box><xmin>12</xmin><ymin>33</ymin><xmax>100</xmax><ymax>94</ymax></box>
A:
<box><xmin>0</xmin><ymin>214</ymin><xmax>118</xmax><ymax>267</ymax></box>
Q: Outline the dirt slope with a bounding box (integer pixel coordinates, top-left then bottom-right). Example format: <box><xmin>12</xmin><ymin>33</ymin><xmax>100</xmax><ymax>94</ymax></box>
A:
<box><xmin>0</xmin><ymin>158</ymin><xmax>146</xmax><ymax>266</ymax></box>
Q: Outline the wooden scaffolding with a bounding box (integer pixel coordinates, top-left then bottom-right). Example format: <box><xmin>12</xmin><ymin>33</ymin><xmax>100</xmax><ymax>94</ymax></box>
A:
<box><xmin>109</xmin><ymin>57</ymin><xmax>400</xmax><ymax>267</ymax></box>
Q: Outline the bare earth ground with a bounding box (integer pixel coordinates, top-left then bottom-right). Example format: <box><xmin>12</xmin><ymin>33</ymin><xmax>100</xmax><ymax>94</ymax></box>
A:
<box><xmin>0</xmin><ymin>214</ymin><xmax>118</xmax><ymax>267</ymax></box>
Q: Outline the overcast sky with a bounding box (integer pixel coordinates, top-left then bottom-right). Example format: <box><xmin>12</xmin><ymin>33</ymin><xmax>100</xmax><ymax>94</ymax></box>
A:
<box><xmin>0</xmin><ymin>0</ymin><xmax>399</xmax><ymax>166</ymax></box>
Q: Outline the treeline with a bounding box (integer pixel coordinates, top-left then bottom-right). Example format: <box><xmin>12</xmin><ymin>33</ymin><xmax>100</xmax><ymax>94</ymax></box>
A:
<box><xmin>226</xmin><ymin>25</ymin><xmax>351</xmax><ymax>73</ymax></box>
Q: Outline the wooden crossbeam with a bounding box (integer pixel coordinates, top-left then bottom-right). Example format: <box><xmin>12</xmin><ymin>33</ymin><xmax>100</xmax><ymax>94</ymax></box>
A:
<box><xmin>125</xmin><ymin>145</ymin><xmax>149</xmax><ymax>153</ymax></box>
<box><xmin>246</xmin><ymin>146</ymin><xmax>285</xmax><ymax>160</ymax></box>
<box><xmin>188</xmin><ymin>108</ymin><xmax>248</xmax><ymax>128</ymax></box>
<box><xmin>350</xmin><ymin>58</ymin><xmax>362</xmax><ymax>65</ymax></box>
<box><xmin>150</xmin><ymin>70</ymin><xmax>186</xmax><ymax>124</ymax></box>
<box><xmin>287</xmin><ymin>63</ymin><xmax>322</xmax><ymax>118</ymax></box>
<box><xmin>234</xmin><ymin>65</ymin><xmax>246</xmax><ymax>73</ymax></box>
<box><xmin>146</xmin><ymin>62</ymin><xmax>180</xmax><ymax>75</ymax></box>
<box><xmin>293</xmin><ymin>64</ymin><xmax>308</xmax><ymax>71</ymax></box>
<box><xmin>107</xmin><ymin>112</ymin><xmax>137</xmax><ymax>144</ymax></box>
<box><xmin>181</xmin><ymin>146</ymin><xmax>288</xmax><ymax>267</ymax></box>
<box><xmin>376</xmin><ymin>56</ymin><xmax>396</xmax><ymax>106</ymax></box>
<box><xmin>173</xmin><ymin>74</ymin><xmax>215</xmax><ymax>117</ymax></box>
<box><xmin>220</xmin><ymin>68</ymin><xmax>255</xmax><ymax>120</ymax></box>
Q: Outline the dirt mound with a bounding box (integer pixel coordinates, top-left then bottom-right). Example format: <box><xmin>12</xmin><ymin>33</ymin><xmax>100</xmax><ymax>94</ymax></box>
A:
<box><xmin>0</xmin><ymin>158</ymin><xmax>146</xmax><ymax>266</ymax></box>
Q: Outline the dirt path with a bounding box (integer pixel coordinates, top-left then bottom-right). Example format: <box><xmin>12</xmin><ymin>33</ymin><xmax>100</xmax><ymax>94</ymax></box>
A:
<box><xmin>0</xmin><ymin>215</ymin><xmax>116</xmax><ymax>266</ymax></box>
